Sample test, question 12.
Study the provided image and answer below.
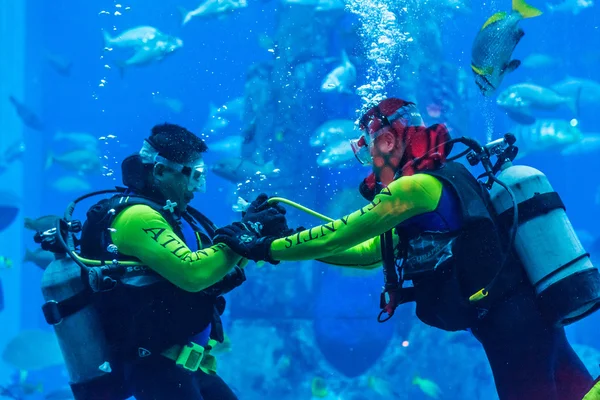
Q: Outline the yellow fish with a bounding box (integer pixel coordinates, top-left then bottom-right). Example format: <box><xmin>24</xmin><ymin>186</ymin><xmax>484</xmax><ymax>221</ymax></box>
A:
<box><xmin>412</xmin><ymin>376</ymin><xmax>442</xmax><ymax>399</ymax></box>
<box><xmin>311</xmin><ymin>377</ymin><xmax>328</xmax><ymax>398</ymax></box>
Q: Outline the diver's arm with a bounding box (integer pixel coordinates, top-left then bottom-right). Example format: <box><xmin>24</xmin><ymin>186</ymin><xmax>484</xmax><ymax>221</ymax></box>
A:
<box><xmin>111</xmin><ymin>205</ymin><xmax>243</xmax><ymax>293</ymax></box>
<box><xmin>270</xmin><ymin>174</ymin><xmax>442</xmax><ymax>261</ymax></box>
<box><xmin>316</xmin><ymin>235</ymin><xmax>383</xmax><ymax>270</ymax></box>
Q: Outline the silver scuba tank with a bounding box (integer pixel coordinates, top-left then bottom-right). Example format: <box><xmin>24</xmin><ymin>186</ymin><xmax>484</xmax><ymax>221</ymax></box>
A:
<box><xmin>40</xmin><ymin>254</ymin><xmax>114</xmax><ymax>397</ymax></box>
<box><xmin>488</xmin><ymin>163</ymin><xmax>600</xmax><ymax>326</ymax></box>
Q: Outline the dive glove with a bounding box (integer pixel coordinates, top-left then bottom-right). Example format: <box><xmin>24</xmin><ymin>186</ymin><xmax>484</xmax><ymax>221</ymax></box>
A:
<box><xmin>241</xmin><ymin>193</ymin><xmax>289</xmax><ymax>237</ymax></box>
<box><xmin>213</xmin><ymin>222</ymin><xmax>279</xmax><ymax>265</ymax></box>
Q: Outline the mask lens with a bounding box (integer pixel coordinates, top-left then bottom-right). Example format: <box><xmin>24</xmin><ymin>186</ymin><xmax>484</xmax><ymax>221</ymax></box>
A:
<box><xmin>188</xmin><ymin>165</ymin><xmax>206</xmax><ymax>193</ymax></box>
<box><xmin>350</xmin><ymin>136</ymin><xmax>372</xmax><ymax>165</ymax></box>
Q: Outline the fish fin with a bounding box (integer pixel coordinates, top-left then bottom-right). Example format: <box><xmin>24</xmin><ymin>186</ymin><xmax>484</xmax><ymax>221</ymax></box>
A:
<box><xmin>102</xmin><ymin>30</ymin><xmax>113</xmax><ymax>47</ymax></box>
<box><xmin>481</xmin><ymin>11</ymin><xmax>508</xmax><ymax>30</ymax></box>
<box><xmin>45</xmin><ymin>151</ymin><xmax>54</xmax><ymax>169</ymax></box>
<box><xmin>505</xmin><ymin>109</ymin><xmax>536</xmax><ymax>125</ymax></box>
<box><xmin>514</xmin><ymin>27</ymin><xmax>525</xmax><ymax>43</ymax></box>
<box><xmin>113</xmin><ymin>61</ymin><xmax>126</xmax><ymax>78</ymax></box>
<box><xmin>471</xmin><ymin>64</ymin><xmax>493</xmax><ymax>76</ymax></box>
<box><xmin>264</xmin><ymin>160</ymin><xmax>276</xmax><ymax>171</ymax></box>
<box><xmin>570</xmin><ymin>86</ymin><xmax>582</xmax><ymax>118</ymax></box>
<box><xmin>502</xmin><ymin>59</ymin><xmax>521</xmax><ymax>74</ymax></box>
<box><xmin>178</xmin><ymin>7</ymin><xmax>191</xmax><ymax>25</ymax></box>
<box><xmin>341</xmin><ymin>49</ymin><xmax>350</xmax><ymax>64</ymax></box>
<box><xmin>512</xmin><ymin>0</ymin><xmax>543</xmax><ymax>18</ymax></box>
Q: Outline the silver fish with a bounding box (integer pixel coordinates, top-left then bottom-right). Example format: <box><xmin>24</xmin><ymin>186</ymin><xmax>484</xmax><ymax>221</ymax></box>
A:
<box><xmin>310</xmin><ymin>119</ymin><xmax>357</xmax><ymax>147</ymax></box>
<box><xmin>497</xmin><ymin>83</ymin><xmax>578</xmax><ymax>124</ymax></box>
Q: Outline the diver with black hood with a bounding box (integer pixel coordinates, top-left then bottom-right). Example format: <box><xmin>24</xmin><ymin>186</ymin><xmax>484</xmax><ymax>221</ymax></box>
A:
<box><xmin>37</xmin><ymin>123</ymin><xmax>291</xmax><ymax>400</ymax></box>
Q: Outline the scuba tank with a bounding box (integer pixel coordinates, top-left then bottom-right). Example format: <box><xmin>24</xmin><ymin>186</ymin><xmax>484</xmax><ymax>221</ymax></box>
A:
<box><xmin>377</xmin><ymin>133</ymin><xmax>600</xmax><ymax>327</ymax></box>
<box><xmin>466</xmin><ymin>134</ymin><xmax>600</xmax><ymax>326</ymax></box>
<box><xmin>488</xmin><ymin>163</ymin><xmax>600</xmax><ymax>326</ymax></box>
<box><xmin>37</xmin><ymin>192</ymin><xmax>126</xmax><ymax>399</ymax></box>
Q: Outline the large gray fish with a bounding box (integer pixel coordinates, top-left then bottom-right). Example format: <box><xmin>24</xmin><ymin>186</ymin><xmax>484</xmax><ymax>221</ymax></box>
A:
<box><xmin>210</xmin><ymin>157</ymin><xmax>279</xmax><ymax>183</ymax></box>
<box><xmin>471</xmin><ymin>0</ymin><xmax>542</xmax><ymax>96</ymax></box>
<box><xmin>496</xmin><ymin>83</ymin><xmax>579</xmax><ymax>124</ymax></box>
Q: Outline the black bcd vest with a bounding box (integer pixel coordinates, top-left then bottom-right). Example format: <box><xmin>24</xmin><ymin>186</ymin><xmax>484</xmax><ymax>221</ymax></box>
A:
<box><xmin>79</xmin><ymin>190</ymin><xmax>239</xmax><ymax>361</ymax></box>
<box><xmin>395</xmin><ymin>162</ymin><xmax>525</xmax><ymax>331</ymax></box>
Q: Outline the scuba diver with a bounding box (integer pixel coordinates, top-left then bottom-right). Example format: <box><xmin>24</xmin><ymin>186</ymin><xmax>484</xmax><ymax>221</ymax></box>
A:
<box><xmin>213</xmin><ymin>98</ymin><xmax>600</xmax><ymax>400</ymax></box>
<box><xmin>36</xmin><ymin>123</ymin><xmax>290</xmax><ymax>400</ymax></box>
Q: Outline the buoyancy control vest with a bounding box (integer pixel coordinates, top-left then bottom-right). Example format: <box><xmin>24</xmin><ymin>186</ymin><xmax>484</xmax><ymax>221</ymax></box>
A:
<box><xmin>396</xmin><ymin>161</ymin><xmax>526</xmax><ymax>331</ymax></box>
<box><xmin>78</xmin><ymin>191</ymin><xmax>239</xmax><ymax>362</ymax></box>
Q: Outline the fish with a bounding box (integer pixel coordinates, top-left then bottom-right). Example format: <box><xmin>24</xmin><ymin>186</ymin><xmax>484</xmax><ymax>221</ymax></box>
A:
<box><xmin>548</xmin><ymin>0</ymin><xmax>593</xmax><ymax>15</ymax></box>
<box><xmin>496</xmin><ymin>83</ymin><xmax>579</xmax><ymax>124</ymax></box>
<box><xmin>152</xmin><ymin>95</ymin><xmax>184</xmax><ymax>113</ymax></box>
<box><xmin>8</xmin><ymin>96</ymin><xmax>45</xmax><ymax>131</ymax></box>
<box><xmin>560</xmin><ymin>134</ymin><xmax>600</xmax><ymax>156</ymax></box>
<box><xmin>551</xmin><ymin>77</ymin><xmax>600</xmax><ymax>106</ymax></box>
<box><xmin>210</xmin><ymin>158</ymin><xmax>279</xmax><ymax>183</ymax></box>
<box><xmin>215</xmin><ymin>97</ymin><xmax>245</xmax><ymax>120</ymax></box>
<box><xmin>321</xmin><ymin>50</ymin><xmax>357</xmax><ymax>94</ymax></box>
<box><xmin>521</xmin><ymin>53</ymin><xmax>562</xmax><ymax>69</ymax></box>
<box><xmin>311</xmin><ymin>377</ymin><xmax>328</xmax><ymax>398</ymax></box>
<box><xmin>102</xmin><ymin>26</ymin><xmax>163</xmax><ymax>48</ymax></box>
<box><xmin>50</xmin><ymin>176</ymin><xmax>92</xmax><ymax>193</ymax></box>
<box><xmin>24</xmin><ymin>248</ymin><xmax>55</xmax><ymax>270</ymax></box>
<box><xmin>0</xmin><ymin>256</ymin><xmax>13</xmax><ymax>269</ymax></box>
<box><xmin>46</xmin><ymin>149</ymin><xmax>103</xmax><ymax>175</ymax></box>
<box><xmin>179</xmin><ymin>0</ymin><xmax>248</xmax><ymax>26</ymax></box>
<box><xmin>24</xmin><ymin>215</ymin><xmax>61</xmax><ymax>232</ymax></box>
<box><xmin>45</xmin><ymin>52</ymin><xmax>72</xmax><ymax>77</ymax></box>
<box><xmin>0</xmin><ymin>140</ymin><xmax>26</xmax><ymax>174</ymax></box>
<box><xmin>317</xmin><ymin>140</ymin><xmax>356</xmax><ymax>168</ymax></box>
<box><xmin>208</xmin><ymin>135</ymin><xmax>245</xmax><ymax>153</ymax></box>
<box><xmin>510</xmin><ymin>119</ymin><xmax>584</xmax><ymax>157</ymax></box>
<box><xmin>2</xmin><ymin>330</ymin><xmax>64</xmax><ymax>371</ymax></box>
<box><xmin>203</xmin><ymin>103</ymin><xmax>231</xmax><ymax>132</ymax></box>
<box><xmin>368</xmin><ymin>376</ymin><xmax>402</xmax><ymax>398</ymax></box>
<box><xmin>0</xmin><ymin>191</ymin><xmax>21</xmax><ymax>233</ymax></box>
<box><xmin>53</xmin><ymin>131</ymin><xmax>99</xmax><ymax>151</ymax></box>
<box><xmin>470</xmin><ymin>0</ymin><xmax>542</xmax><ymax>96</ymax></box>
<box><xmin>103</xmin><ymin>27</ymin><xmax>183</xmax><ymax>69</ymax></box>
<box><xmin>310</xmin><ymin>119</ymin><xmax>357</xmax><ymax>147</ymax></box>
<box><xmin>412</xmin><ymin>376</ymin><xmax>442</xmax><ymax>398</ymax></box>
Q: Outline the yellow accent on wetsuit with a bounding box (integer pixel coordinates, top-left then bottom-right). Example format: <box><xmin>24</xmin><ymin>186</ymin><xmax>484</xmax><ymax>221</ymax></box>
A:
<box><xmin>584</xmin><ymin>380</ymin><xmax>600</xmax><ymax>400</ymax></box>
<box><xmin>111</xmin><ymin>205</ymin><xmax>243</xmax><ymax>292</ymax></box>
<box><xmin>270</xmin><ymin>174</ymin><xmax>443</xmax><ymax>264</ymax></box>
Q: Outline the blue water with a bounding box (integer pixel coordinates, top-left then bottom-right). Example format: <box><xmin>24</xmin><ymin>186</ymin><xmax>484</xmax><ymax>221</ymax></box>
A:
<box><xmin>1</xmin><ymin>0</ymin><xmax>599</xmax><ymax>398</ymax></box>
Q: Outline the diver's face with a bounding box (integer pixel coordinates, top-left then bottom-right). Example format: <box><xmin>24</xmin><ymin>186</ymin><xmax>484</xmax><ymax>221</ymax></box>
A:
<box><xmin>370</xmin><ymin>130</ymin><xmax>402</xmax><ymax>186</ymax></box>
<box><xmin>154</xmin><ymin>153</ymin><xmax>203</xmax><ymax>212</ymax></box>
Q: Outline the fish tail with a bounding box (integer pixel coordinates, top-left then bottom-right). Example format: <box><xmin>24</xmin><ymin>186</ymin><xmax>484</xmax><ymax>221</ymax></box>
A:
<box><xmin>512</xmin><ymin>0</ymin><xmax>543</xmax><ymax>18</ymax></box>
<box><xmin>178</xmin><ymin>7</ymin><xmax>190</xmax><ymax>25</ymax></box>
<box><xmin>102</xmin><ymin>30</ymin><xmax>113</xmax><ymax>47</ymax></box>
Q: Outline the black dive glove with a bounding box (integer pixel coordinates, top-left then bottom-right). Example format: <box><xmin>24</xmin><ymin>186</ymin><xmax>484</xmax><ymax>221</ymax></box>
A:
<box><xmin>213</xmin><ymin>222</ymin><xmax>279</xmax><ymax>265</ymax></box>
<box><xmin>241</xmin><ymin>193</ymin><xmax>289</xmax><ymax>237</ymax></box>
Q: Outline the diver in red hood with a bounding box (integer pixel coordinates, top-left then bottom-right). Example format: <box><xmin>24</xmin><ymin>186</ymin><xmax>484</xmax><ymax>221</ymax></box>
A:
<box><xmin>215</xmin><ymin>98</ymin><xmax>594</xmax><ymax>400</ymax></box>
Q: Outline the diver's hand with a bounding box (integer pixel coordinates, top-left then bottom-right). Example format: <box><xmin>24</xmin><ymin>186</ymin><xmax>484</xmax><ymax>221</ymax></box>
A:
<box><xmin>241</xmin><ymin>193</ymin><xmax>290</xmax><ymax>237</ymax></box>
<box><xmin>214</xmin><ymin>222</ymin><xmax>279</xmax><ymax>265</ymax></box>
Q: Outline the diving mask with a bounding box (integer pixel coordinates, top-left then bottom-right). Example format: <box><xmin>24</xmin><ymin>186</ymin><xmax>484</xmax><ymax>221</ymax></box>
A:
<box><xmin>139</xmin><ymin>139</ymin><xmax>207</xmax><ymax>193</ymax></box>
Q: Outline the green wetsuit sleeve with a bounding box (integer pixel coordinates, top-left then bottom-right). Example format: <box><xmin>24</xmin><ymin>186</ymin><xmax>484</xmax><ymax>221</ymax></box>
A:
<box><xmin>270</xmin><ymin>174</ymin><xmax>443</xmax><ymax>261</ymax></box>
<box><xmin>110</xmin><ymin>205</ymin><xmax>243</xmax><ymax>293</ymax></box>
<box><xmin>316</xmin><ymin>229</ymin><xmax>401</xmax><ymax>269</ymax></box>
<box><xmin>317</xmin><ymin>235</ymin><xmax>382</xmax><ymax>269</ymax></box>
